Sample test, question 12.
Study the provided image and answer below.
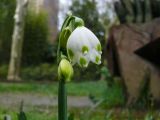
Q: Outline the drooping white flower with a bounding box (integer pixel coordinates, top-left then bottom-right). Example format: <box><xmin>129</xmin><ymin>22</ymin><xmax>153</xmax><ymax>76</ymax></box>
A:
<box><xmin>67</xmin><ymin>26</ymin><xmax>102</xmax><ymax>67</ymax></box>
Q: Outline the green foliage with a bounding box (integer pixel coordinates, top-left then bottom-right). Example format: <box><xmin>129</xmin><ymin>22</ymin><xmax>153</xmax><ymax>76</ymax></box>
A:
<box><xmin>98</xmin><ymin>67</ymin><xmax>124</xmax><ymax>107</ymax></box>
<box><xmin>18</xmin><ymin>101</ymin><xmax>27</xmax><ymax>120</ymax></box>
<box><xmin>100</xmin><ymin>67</ymin><xmax>125</xmax><ymax>108</ymax></box>
<box><xmin>22</xmin><ymin>10</ymin><xmax>49</xmax><ymax>65</ymax></box>
<box><xmin>100</xmin><ymin>66</ymin><xmax>113</xmax><ymax>86</ymax></box>
<box><xmin>0</xmin><ymin>107</ymin><xmax>160</xmax><ymax>120</ymax></box>
<box><xmin>144</xmin><ymin>113</ymin><xmax>154</xmax><ymax>120</ymax></box>
<box><xmin>0</xmin><ymin>1</ymin><xmax>50</xmax><ymax>65</ymax></box>
<box><xmin>0</xmin><ymin>0</ymin><xmax>16</xmax><ymax>63</ymax></box>
<box><xmin>73</xmin><ymin>63</ymin><xmax>101</xmax><ymax>81</ymax></box>
<box><xmin>0</xmin><ymin>64</ymin><xmax>57</xmax><ymax>81</ymax></box>
<box><xmin>68</xmin><ymin>113</ymin><xmax>75</xmax><ymax>120</ymax></box>
<box><xmin>104</xmin><ymin>111</ymin><xmax>113</xmax><ymax>120</ymax></box>
<box><xmin>136</xmin><ymin>70</ymin><xmax>152</xmax><ymax>109</ymax></box>
<box><xmin>21</xmin><ymin>64</ymin><xmax>57</xmax><ymax>81</ymax></box>
<box><xmin>101</xmin><ymin>79</ymin><xmax>125</xmax><ymax>108</ymax></box>
<box><xmin>18</xmin><ymin>111</ymin><xmax>27</xmax><ymax>120</ymax></box>
<box><xmin>0</xmin><ymin>65</ymin><xmax>8</xmax><ymax>79</ymax></box>
<box><xmin>0</xmin><ymin>79</ymin><xmax>105</xmax><ymax>97</ymax></box>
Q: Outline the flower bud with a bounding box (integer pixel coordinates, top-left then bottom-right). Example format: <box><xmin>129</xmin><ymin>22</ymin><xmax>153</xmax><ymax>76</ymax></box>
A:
<box><xmin>58</xmin><ymin>59</ymin><xmax>74</xmax><ymax>82</ymax></box>
<box><xmin>74</xmin><ymin>17</ymin><xmax>84</xmax><ymax>27</ymax></box>
<box><xmin>59</xmin><ymin>27</ymin><xmax>71</xmax><ymax>48</ymax></box>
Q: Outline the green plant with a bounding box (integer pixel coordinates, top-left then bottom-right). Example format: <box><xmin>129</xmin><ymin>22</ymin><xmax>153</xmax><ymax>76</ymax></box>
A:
<box><xmin>0</xmin><ymin>4</ymin><xmax>50</xmax><ymax>66</ymax></box>
<box><xmin>100</xmin><ymin>66</ymin><xmax>113</xmax><ymax>86</ymax></box>
<box><xmin>105</xmin><ymin>111</ymin><xmax>113</xmax><ymax>120</ymax></box>
<box><xmin>22</xmin><ymin>10</ymin><xmax>49</xmax><ymax>66</ymax></box>
<box><xmin>144</xmin><ymin>113</ymin><xmax>154</xmax><ymax>120</ymax></box>
<box><xmin>136</xmin><ymin>70</ymin><xmax>152</xmax><ymax>109</ymax></box>
<box><xmin>21</xmin><ymin>64</ymin><xmax>57</xmax><ymax>81</ymax></box>
<box><xmin>0</xmin><ymin>65</ymin><xmax>8</xmax><ymax>79</ymax></box>
<box><xmin>102</xmin><ymin>80</ymin><xmax>125</xmax><ymax>108</ymax></box>
<box><xmin>73</xmin><ymin>63</ymin><xmax>101</xmax><ymax>81</ymax></box>
<box><xmin>18</xmin><ymin>101</ymin><xmax>27</xmax><ymax>120</ymax></box>
<box><xmin>0</xmin><ymin>0</ymin><xmax>16</xmax><ymax>64</ymax></box>
<box><xmin>88</xmin><ymin>67</ymin><xmax>125</xmax><ymax>108</ymax></box>
<box><xmin>57</xmin><ymin>12</ymin><xmax>102</xmax><ymax>120</ymax></box>
<box><xmin>0</xmin><ymin>64</ymin><xmax>57</xmax><ymax>81</ymax></box>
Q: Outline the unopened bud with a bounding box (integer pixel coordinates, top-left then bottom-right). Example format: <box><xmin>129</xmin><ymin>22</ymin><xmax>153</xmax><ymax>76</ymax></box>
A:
<box><xmin>58</xmin><ymin>59</ymin><xmax>73</xmax><ymax>82</ymax></box>
<box><xmin>74</xmin><ymin>17</ymin><xmax>84</xmax><ymax>27</ymax></box>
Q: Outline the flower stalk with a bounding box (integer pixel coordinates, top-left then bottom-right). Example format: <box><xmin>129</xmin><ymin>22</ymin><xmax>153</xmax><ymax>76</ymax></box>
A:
<box><xmin>57</xmin><ymin>13</ymin><xmax>76</xmax><ymax>120</ymax></box>
<box><xmin>58</xmin><ymin>78</ymin><xmax>67</xmax><ymax>120</ymax></box>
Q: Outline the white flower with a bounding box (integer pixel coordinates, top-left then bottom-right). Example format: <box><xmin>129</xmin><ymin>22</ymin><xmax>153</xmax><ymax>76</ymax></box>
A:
<box><xmin>67</xmin><ymin>26</ymin><xmax>102</xmax><ymax>67</ymax></box>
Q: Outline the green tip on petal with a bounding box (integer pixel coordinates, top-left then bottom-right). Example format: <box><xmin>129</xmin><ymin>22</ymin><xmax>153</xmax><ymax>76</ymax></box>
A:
<box><xmin>82</xmin><ymin>45</ymin><xmax>89</xmax><ymax>54</ymax></box>
<box><xmin>79</xmin><ymin>57</ymin><xmax>87</xmax><ymax>67</ymax></box>
<box><xmin>95</xmin><ymin>56</ymin><xmax>101</xmax><ymax>64</ymax></box>
<box><xmin>96</xmin><ymin>44</ymin><xmax>102</xmax><ymax>52</ymax></box>
<box><xmin>68</xmin><ymin>49</ymin><xmax>74</xmax><ymax>60</ymax></box>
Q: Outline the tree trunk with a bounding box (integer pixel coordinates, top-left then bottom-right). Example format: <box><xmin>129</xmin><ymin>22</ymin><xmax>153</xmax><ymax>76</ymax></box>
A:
<box><xmin>7</xmin><ymin>0</ymin><xmax>28</xmax><ymax>81</ymax></box>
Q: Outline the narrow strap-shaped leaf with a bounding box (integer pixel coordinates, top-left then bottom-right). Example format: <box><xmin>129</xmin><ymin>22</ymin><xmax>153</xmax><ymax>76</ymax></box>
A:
<box><xmin>68</xmin><ymin>113</ymin><xmax>75</xmax><ymax>120</ymax></box>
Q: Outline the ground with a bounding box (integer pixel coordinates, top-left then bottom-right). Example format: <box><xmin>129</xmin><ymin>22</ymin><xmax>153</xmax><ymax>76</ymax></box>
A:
<box><xmin>0</xmin><ymin>80</ymin><xmax>160</xmax><ymax>120</ymax></box>
<box><xmin>0</xmin><ymin>81</ymin><xmax>106</xmax><ymax>120</ymax></box>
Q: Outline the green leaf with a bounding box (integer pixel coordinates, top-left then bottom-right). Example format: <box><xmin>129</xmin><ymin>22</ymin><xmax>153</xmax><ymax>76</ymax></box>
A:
<box><xmin>68</xmin><ymin>113</ymin><xmax>75</xmax><ymax>120</ymax></box>
<box><xmin>18</xmin><ymin>111</ymin><xmax>27</xmax><ymax>120</ymax></box>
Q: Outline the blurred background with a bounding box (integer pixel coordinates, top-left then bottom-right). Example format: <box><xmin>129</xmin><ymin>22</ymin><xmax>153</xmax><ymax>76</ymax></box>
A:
<box><xmin>0</xmin><ymin>0</ymin><xmax>160</xmax><ymax>119</ymax></box>
<box><xmin>0</xmin><ymin>0</ymin><xmax>116</xmax><ymax>81</ymax></box>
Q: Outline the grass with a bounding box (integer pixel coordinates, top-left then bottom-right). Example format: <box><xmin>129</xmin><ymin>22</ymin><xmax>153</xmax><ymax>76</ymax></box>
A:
<box><xmin>0</xmin><ymin>106</ymin><xmax>108</xmax><ymax>120</ymax></box>
<box><xmin>0</xmin><ymin>80</ymin><xmax>125</xmax><ymax>108</ymax></box>
<box><xmin>0</xmin><ymin>80</ymin><xmax>160</xmax><ymax>119</ymax></box>
<box><xmin>0</xmin><ymin>80</ymin><xmax>106</xmax><ymax>96</ymax></box>
<box><xmin>1</xmin><ymin>106</ymin><xmax>160</xmax><ymax>120</ymax></box>
<box><xmin>0</xmin><ymin>107</ymin><xmax>56</xmax><ymax>120</ymax></box>
<box><xmin>0</xmin><ymin>80</ymin><xmax>106</xmax><ymax>119</ymax></box>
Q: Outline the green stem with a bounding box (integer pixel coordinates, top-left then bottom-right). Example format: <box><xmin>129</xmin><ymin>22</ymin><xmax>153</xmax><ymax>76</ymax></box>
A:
<box><xmin>58</xmin><ymin>79</ymin><xmax>67</xmax><ymax>120</ymax></box>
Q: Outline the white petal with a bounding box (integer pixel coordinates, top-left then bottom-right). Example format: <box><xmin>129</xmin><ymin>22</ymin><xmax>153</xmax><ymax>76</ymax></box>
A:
<box><xmin>89</xmin><ymin>49</ymin><xmax>101</xmax><ymax>65</ymax></box>
<box><xmin>67</xmin><ymin>26</ymin><xmax>90</xmax><ymax>52</ymax></box>
<box><xmin>67</xmin><ymin>26</ymin><xmax>91</xmax><ymax>62</ymax></box>
<box><xmin>82</xmin><ymin>27</ymin><xmax>101</xmax><ymax>48</ymax></box>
